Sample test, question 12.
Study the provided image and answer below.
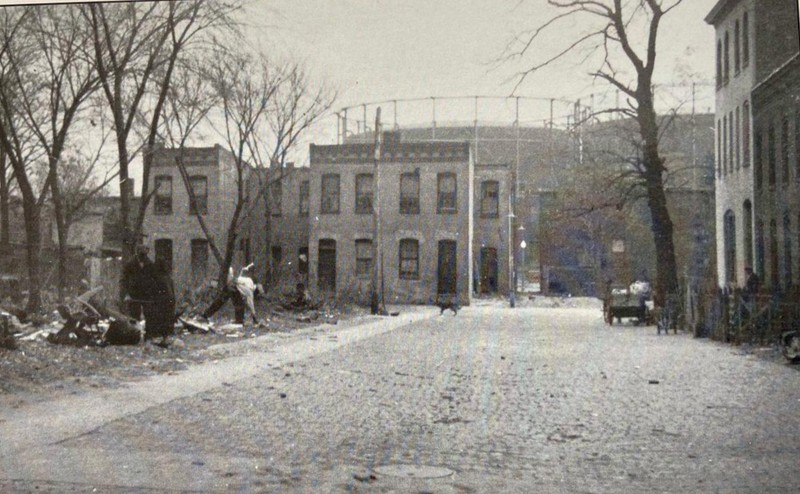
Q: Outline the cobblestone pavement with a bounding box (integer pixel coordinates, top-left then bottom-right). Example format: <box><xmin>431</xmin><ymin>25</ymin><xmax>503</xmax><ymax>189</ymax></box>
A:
<box><xmin>2</xmin><ymin>304</ymin><xmax>799</xmax><ymax>493</ymax></box>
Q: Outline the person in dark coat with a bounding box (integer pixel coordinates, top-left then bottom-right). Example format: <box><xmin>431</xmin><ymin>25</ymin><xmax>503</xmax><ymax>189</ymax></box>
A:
<box><xmin>121</xmin><ymin>244</ymin><xmax>156</xmax><ymax>320</ymax></box>
<box><xmin>143</xmin><ymin>259</ymin><xmax>176</xmax><ymax>345</ymax></box>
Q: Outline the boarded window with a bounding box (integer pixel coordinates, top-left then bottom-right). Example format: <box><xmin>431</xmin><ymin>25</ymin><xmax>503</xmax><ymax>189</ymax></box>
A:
<box><xmin>154</xmin><ymin>175</ymin><xmax>172</xmax><ymax>215</ymax></box>
<box><xmin>321</xmin><ymin>174</ymin><xmax>340</xmax><ymax>214</ymax></box>
<box><xmin>742</xmin><ymin>102</ymin><xmax>750</xmax><ymax>168</ymax></box>
<box><xmin>355</xmin><ymin>174</ymin><xmax>373</xmax><ymax>214</ymax></box>
<box><xmin>399</xmin><ymin>239</ymin><xmax>419</xmax><ymax>280</ymax></box>
<box><xmin>399</xmin><ymin>171</ymin><xmax>420</xmax><ymax>214</ymax></box>
<box><xmin>189</xmin><ymin>176</ymin><xmax>207</xmax><ymax>215</ymax></box>
<box><xmin>781</xmin><ymin>117</ymin><xmax>790</xmax><ymax>184</ymax></box>
<box><xmin>768</xmin><ymin>123</ymin><xmax>776</xmax><ymax>186</ymax></box>
<box><xmin>355</xmin><ymin>239</ymin><xmax>373</xmax><ymax>279</ymax></box>
<box><xmin>299</xmin><ymin>180</ymin><xmax>309</xmax><ymax>216</ymax></box>
<box><xmin>742</xmin><ymin>13</ymin><xmax>749</xmax><ymax>66</ymax></box>
<box><xmin>437</xmin><ymin>172</ymin><xmax>457</xmax><ymax>214</ymax></box>
<box><xmin>480</xmin><ymin>180</ymin><xmax>499</xmax><ymax>218</ymax></box>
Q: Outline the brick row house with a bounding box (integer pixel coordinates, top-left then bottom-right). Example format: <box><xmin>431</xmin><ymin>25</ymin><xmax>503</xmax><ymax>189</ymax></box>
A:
<box><xmin>706</xmin><ymin>0</ymin><xmax>800</xmax><ymax>292</ymax></box>
<box><xmin>307</xmin><ymin>138</ymin><xmax>476</xmax><ymax>306</ymax></box>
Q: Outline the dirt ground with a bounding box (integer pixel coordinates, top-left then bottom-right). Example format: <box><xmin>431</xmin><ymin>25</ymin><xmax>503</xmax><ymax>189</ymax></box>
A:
<box><xmin>0</xmin><ymin>298</ymin><xmax>370</xmax><ymax>398</ymax></box>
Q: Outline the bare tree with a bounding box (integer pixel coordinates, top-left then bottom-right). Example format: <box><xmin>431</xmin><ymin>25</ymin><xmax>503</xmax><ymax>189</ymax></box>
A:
<box><xmin>0</xmin><ymin>7</ymin><xmax>62</xmax><ymax>312</ymax></box>
<box><xmin>84</xmin><ymin>0</ymin><xmax>238</xmax><ymax>264</ymax></box>
<box><xmin>507</xmin><ymin>0</ymin><xmax>685</xmax><ymax>308</ymax></box>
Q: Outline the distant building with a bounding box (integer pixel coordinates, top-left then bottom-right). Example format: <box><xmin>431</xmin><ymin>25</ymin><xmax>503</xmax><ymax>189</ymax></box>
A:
<box><xmin>705</xmin><ymin>0</ymin><xmax>800</xmax><ymax>288</ymax></box>
<box><xmin>308</xmin><ymin>137</ymin><xmax>474</xmax><ymax>305</ymax></box>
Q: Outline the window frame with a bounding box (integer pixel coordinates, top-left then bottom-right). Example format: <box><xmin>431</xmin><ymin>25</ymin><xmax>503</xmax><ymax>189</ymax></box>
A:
<box><xmin>437</xmin><ymin>172</ymin><xmax>457</xmax><ymax>214</ymax></box>
<box><xmin>270</xmin><ymin>180</ymin><xmax>282</xmax><ymax>217</ymax></box>
<box><xmin>320</xmin><ymin>173</ymin><xmax>340</xmax><ymax>214</ymax></box>
<box><xmin>188</xmin><ymin>175</ymin><xmax>208</xmax><ymax>215</ymax></box>
<box><xmin>299</xmin><ymin>180</ymin><xmax>310</xmax><ymax>216</ymax></box>
<box><xmin>154</xmin><ymin>175</ymin><xmax>173</xmax><ymax>215</ymax></box>
<box><xmin>398</xmin><ymin>238</ymin><xmax>419</xmax><ymax>280</ymax></box>
<box><xmin>355</xmin><ymin>239</ymin><xmax>373</xmax><ymax>279</ymax></box>
<box><xmin>399</xmin><ymin>171</ymin><xmax>420</xmax><ymax>215</ymax></box>
<box><xmin>480</xmin><ymin>180</ymin><xmax>500</xmax><ymax>218</ymax></box>
<box><xmin>355</xmin><ymin>173</ymin><xmax>374</xmax><ymax>215</ymax></box>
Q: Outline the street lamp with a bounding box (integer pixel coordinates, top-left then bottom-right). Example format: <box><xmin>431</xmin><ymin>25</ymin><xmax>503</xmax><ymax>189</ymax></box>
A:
<box><xmin>508</xmin><ymin>210</ymin><xmax>515</xmax><ymax>308</ymax></box>
<box><xmin>520</xmin><ymin>238</ymin><xmax>527</xmax><ymax>292</ymax></box>
<box><xmin>517</xmin><ymin>224</ymin><xmax>526</xmax><ymax>292</ymax></box>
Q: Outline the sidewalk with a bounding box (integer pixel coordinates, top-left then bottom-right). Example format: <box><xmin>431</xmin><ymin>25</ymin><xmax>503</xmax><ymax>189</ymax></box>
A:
<box><xmin>0</xmin><ymin>306</ymin><xmax>438</xmax><ymax>482</ymax></box>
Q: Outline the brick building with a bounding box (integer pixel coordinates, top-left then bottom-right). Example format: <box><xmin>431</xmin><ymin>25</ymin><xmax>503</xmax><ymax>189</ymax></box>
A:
<box><xmin>473</xmin><ymin>163</ymin><xmax>513</xmax><ymax>294</ymax></box>
<box><xmin>308</xmin><ymin>138</ymin><xmax>474</xmax><ymax>305</ymax></box>
<box><xmin>244</xmin><ymin>165</ymin><xmax>310</xmax><ymax>293</ymax></box>
<box><xmin>705</xmin><ymin>0</ymin><xmax>800</xmax><ymax>288</ymax></box>
<box><xmin>751</xmin><ymin>53</ymin><xmax>800</xmax><ymax>292</ymax></box>
<box><xmin>142</xmin><ymin>145</ymin><xmax>242</xmax><ymax>294</ymax></box>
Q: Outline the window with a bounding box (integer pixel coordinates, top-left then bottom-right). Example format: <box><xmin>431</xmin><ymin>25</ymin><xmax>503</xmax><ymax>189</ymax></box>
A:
<box><xmin>723</xmin><ymin>210</ymin><xmax>736</xmax><ymax>285</ymax></box>
<box><xmin>716</xmin><ymin>40</ymin><xmax>722</xmax><ymax>87</ymax></box>
<box><xmin>728</xmin><ymin>111</ymin><xmax>734</xmax><ymax>174</ymax></box>
<box><xmin>270</xmin><ymin>180</ymin><xmax>282</xmax><ymax>217</ymax></box>
<box><xmin>782</xmin><ymin>117</ymin><xmax>790</xmax><ymax>184</ymax></box>
<box><xmin>437</xmin><ymin>172</ymin><xmax>457</xmax><ymax>213</ymax></box>
<box><xmin>154</xmin><ymin>175</ymin><xmax>172</xmax><ymax>215</ymax></box>
<box><xmin>755</xmin><ymin>130</ymin><xmax>763</xmax><ymax>189</ymax></box>
<box><xmin>783</xmin><ymin>211</ymin><xmax>792</xmax><ymax>288</ymax></box>
<box><xmin>717</xmin><ymin>119</ymin><xmax>722</xmax><ymax>177</ymax></box>
<box><xmin>355</xmin><ymin>173</ymin><xmax>373</xmax><ymax>214</ymax></box>
<box><xmin>722</xmin><ymin>115</ymin><xmax>727</xmax><ymax>175</ymax></box>
<box><xmin>735</xmin><ymin>107</ymin><xmax>740</xmax><ymax>169</ymax></box>
<box><xmin>742</xmin><ymin>12</ymin><xmax>749</xmax><ymax>67</ymax></box>
<box><xmin>191</xmin><ymin>238</ymin><xmax>208</xmax><ymax>284</ymax></box>
<box><xmin>299</xmin><ymin>180</ymin><xmax>309</xmax><ymax>216</ymax></box>
<box><xmin>734</xmin><ymin>20</ymin><xmax>741</xmax><ymax>74</ymax></box>
<box><xmin>768</xmin><ymin>123</ymin><xmax>776</xmax><ymax>186</ymax></box>
<box><xmin>743</xmin><ymin>102</ymin><xmax>750</xmax><ymax>167</ymax></box>
<box><xmin>189</xmin><ymin>175</ymin><xmax>207</xmax><ymax>215</ymax></box>
<box><xmin>399</xmin><ymin>171</ymin><xmax>420</xmax><ymax>214</ymax></box>
<box><xmin>744</xmin><ymin>200</ymin><xmax>753</xmax><ymax>269</ymax></box>
<box><xmin>321</xmin><ymin>173</ymin><xmax>340</xmax><ymax>214</ymax></box>
<box><xmin>480</xmin><ymin>180</ymin><xmax>499</xmax><ymax>218</ymax></box>
<box><xmin>724</xmin><ymin>30</ymin><xmax>730</xmax><ymax>84</ymax></box>
<box><xmin>399</xmin><ymin>239</ymin><xmax>419</xmax><ymax>279</ymax></box>
<box><xmin>355</xmin><ymin>239</ymin><xmax>373</xmax><ymax>279</ymax></box>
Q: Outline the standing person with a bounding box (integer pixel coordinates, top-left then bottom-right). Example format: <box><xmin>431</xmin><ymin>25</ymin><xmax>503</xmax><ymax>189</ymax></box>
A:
<box><xmin>121</xmin><ymin>244</ymin><xmax>155</xmax><ymax>320</ymax></box>
<box><xmin>144</xmin><ymin>259</ymin><xmax>176</xmax><ymax>346</ymax></box>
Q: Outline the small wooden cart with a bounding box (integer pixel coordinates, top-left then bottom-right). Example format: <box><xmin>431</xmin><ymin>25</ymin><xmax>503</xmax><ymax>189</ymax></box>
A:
<box><xmin>604</xmin><ymin>286</ymin><xmax>649</xmax><ymax>325</ymax></box>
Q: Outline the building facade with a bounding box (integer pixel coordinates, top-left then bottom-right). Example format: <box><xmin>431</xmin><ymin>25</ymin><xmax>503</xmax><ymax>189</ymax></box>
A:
<box><xmin>142</xmin><ymin>145</ymin><xmax>240</xmax><ymax>294</ymax></box>
<box><xmin>706</xmin><ymin>0</ymin><xmax>800</xmax><ymax>288</ymax></box>
<box><xmin>751</xmin><ymin>54</ymin><xmax>800</xmax><ymax>292</ymax></box>
<box><xmin>473</xmin><ymin>163</ymin><xmax>513</xmax><ymax>294</ymax></box>
<box><xmin>308</xmin><ymin>139</ymin><xmax>474</xmax><ymax>306</ymax></box>
<box><xmin>244</xmin><ymin>165</ymin><xmax>311</xmax><ymax>293</ymax></box>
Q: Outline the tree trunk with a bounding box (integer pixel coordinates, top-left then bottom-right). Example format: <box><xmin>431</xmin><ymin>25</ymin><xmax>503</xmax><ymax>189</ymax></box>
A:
<box><xmin>0</xmin><ymin>151</ymin><xmax>10</xmax><ymax>255</ymax></box>
<box><xmin>21</xmin><ymin>196</ymin><xmax>43</xmax><ymax>313</ymax></box>
<box><xmin>638</xmin><ymin>93</ymin><xmax>679</xmax><ymax>307</ymax></box>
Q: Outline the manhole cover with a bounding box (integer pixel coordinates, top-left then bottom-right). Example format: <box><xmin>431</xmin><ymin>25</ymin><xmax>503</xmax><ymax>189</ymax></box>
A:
<box><xmin>373</xmin><ymin>464</ymin><xmax>454</xmax><ymax>479</ymax></box>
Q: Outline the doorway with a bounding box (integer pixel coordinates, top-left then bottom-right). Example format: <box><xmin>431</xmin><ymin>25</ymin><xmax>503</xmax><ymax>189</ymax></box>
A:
<box><xmin>480</xmin><ymin>247</ymin><xmax>498</xmax><ymax>294</ymax></box>
<box><xmin>437</xmin><ymin>240</ymin><xmax>457</xmax><ymax>297</ymax></box>
<box><xmin>318</xmin><ymin>239</ymin><xmax>336</xmax><ymax>292</ymax></box>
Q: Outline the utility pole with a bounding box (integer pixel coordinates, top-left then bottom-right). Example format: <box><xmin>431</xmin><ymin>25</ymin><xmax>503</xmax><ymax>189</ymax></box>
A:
<box><xmin>371</xmin><ymin>107</ymin><xmax>386</xmax><ymax>315</ymax></box>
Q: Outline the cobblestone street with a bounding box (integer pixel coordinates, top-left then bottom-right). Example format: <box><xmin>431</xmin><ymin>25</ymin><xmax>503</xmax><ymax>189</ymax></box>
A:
<box><xmin>2</xmin><ymin>303</ymin><xmax>799</xmax><ymax>493</ymax></box>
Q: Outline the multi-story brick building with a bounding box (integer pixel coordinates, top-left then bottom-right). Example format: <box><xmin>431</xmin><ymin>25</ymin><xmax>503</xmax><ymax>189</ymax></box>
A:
<box><xmin>308</xmin><ymin>137</ymin><xmax>474</xmax><ymax>305</ymax></box>
<box><xmin>142</xmin><ymin>145</ymin><xmax>242</xmax><ymax>295</ymax></box>
<box><xmin>751</xmin><ymin>53</ymin><xmax>800</xmax><ymax>292</ymax></box>
<box><xmin>705</xmin><ymin>0</ymin><xmax>800</xmax><ymax>288</ymax></box>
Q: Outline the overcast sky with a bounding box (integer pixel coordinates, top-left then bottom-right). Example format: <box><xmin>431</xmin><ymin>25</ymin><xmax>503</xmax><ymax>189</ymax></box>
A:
<box><xmin>237</xmin><ymin>0</ymin><xmax>721</xmax><ymax>163</ymax></box>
